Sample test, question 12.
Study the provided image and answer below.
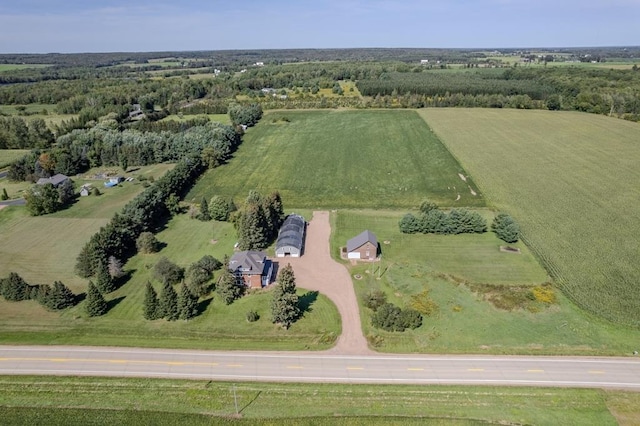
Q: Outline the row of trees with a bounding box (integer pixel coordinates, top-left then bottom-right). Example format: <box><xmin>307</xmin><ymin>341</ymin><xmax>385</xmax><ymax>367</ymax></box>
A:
<box><xmin>399</xmin><ymin>201</ymin><xmax>487</xmax><ymax>235</ymax></box>
<box><xmin>143</xmin><ymin>281</ymin><xmax>199</xmax><ymax>321</ymax></box>
<box><xmin>75</xmin><ymin>157</ymin><xmax>205</xmax><ymax>280</ymax></box>
<box><xmin>0</xmin><ymin>273</ymin><xmax>76</xmax><ymax>310</ymax></box>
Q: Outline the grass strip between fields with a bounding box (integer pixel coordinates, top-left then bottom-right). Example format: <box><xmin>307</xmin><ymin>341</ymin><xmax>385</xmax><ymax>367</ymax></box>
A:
<box><xmin>0</xmin><ymin>376</ymin><xmax>636</xmax><ymax>425</ymax></box>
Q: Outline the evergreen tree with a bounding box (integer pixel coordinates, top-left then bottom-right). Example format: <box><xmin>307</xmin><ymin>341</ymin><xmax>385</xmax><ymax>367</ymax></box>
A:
<box><xmin>1</xmin><ymin>188</ymin><xmax>8</xmax><ymax>200</ymax></box>
<box><xmin>86</xmin><ymin>281</ymin><xmax>108</xmax><ymax>317</ymax></box>
<box><xmin>199</xmin><ymin>196</ymin><xmax>211</xmax><ymax>221</ymax></box>
<box><xmin>237</xmin><ymin>203</ymin><xmax>268</xmax><ymax>250</ymax></box>
<box><xmin>270</xmin><ymin>264</ymin><xmax>300</xmax><ymax>329</ymax></box>
<box><xmin>142</xmin><ymin>281</ymin><xmax>160</xmax><ymax>320</ymax></box>
<box><xmin>108</xmin><ymin>256</ymin><xmax>124</xmax><ymax>279</ymax></box>
<box><xmin>491</xmin><ymin>213</ymin><xmax>520</xmax><ymax>243</ymax></box>
<box><xmin>209</xmin><ymin>195</ymin><xmax>235</xmax><ymax>221</ymax></box>
<box><xmin>47</xmin><ymin>281</ymin><xmax>76</xmax><ymax>310</ymax></box>
<box><xmin>263</xmin><ymin>191</ymin><xmax>285</xmax><ymax>239</ymax></box>
<box><xmin>159</xmin><ymin>281</ymin><xmax>179</xmax><ymax>321</ymax></box>
<box><xmin>216</xmin><ymin>268</ymin><xmax>244</xmax><ymax>305</ymax></box>
<box><xmin>178</xmin><ymin>283</ymin><xmax>199</xmax><ymax>320</ymax></box>
<box><xmin>0</xmin><ymin>272</ymin><xmax>29</xmax><ymax>301</ymax></box>
<box><xmin>95</xmin><ymin>259</ymin><xmax>115</xmax><ymax>294</ymax></box>
<box><xmin>75</xmin><ymin>245</ymin><xmax>93</xmax><ymax>278</ymax></box>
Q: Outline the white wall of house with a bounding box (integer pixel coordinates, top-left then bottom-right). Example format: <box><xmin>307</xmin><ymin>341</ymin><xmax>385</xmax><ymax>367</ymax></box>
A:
<box><xmin>347</xmin><ymin>252</ymin><xmax>361</xmax><ymax>259</ymax></box>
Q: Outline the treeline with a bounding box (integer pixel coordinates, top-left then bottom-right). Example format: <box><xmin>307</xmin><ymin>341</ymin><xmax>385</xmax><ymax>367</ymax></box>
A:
<box><xmin>1</xmin><ymin>272</ymin><xmax>77</xmax><ymax>310</ymax></box>
<box><xmin>9</xmin><ymin>121</ymin><xmax>239</xmax><ymax>182</ymax></box>
<box><xmin>75</xmin><ymin>157</ymin><xmax>206</xmax><ymax>278</ymax></box>
<box><xmin>0</xmin><ymin>117</ymin><xmax>55</xmax><ymax>149</ymax></box>
<box><xmin>357</xmin><ymin>71</ymin><xmax>553</xmax><ymax>99</ymax></box>
<box><xmin>399</xmin><ymin>201</ymin><xmax>487</xmax><ymax>235</ymax></box>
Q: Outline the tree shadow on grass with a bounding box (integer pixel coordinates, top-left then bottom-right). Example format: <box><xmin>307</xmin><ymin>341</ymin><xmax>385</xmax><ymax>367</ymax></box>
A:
<box><xmin>298</xmin><ymin>291</ymin><xmax>318</xmax><ymax>316</ymax></box>
<box><xmin>107</xmin><ymin>296</ymin><xmax>126</xmax><ymax>312</ymax></box>
<box><xmin>197</xmin><ymin>297</ymin><xmax>214</xmax><ymax>316</ymax></box>
<box><xmin>113</xmin><ymin>269</ymin><xmax>136</xmax><ymax>291</ymax></box>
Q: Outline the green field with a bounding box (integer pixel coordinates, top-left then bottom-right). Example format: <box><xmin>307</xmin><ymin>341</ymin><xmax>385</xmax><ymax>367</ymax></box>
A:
<box><xmin>420</xmin><ymin>108</ymin><xmax>640</xmax><ymax>327</ymax></box>
<box><xmin>0</xmin><ymin>104</ymin><xmax>79</xmax><ymax>130</ymax></box>
<box><xmin>0</xmin><ymin>164</ymin><xmax>174</xmax><ymax>289</ymax></box>
<box><xmin>160</xmin><ymin>113</ymin><xmax>231</xmax><ymax>125</ymax></box>
<box><xmin>1</xmin><ymin>376</ymin><xmax>635</xmax><ymax>425</ymax></box>
<box><xmin>331</xmin><ymin>210</ymin><xmax>640</xmax><ymax>354</ymax></box>
<box><xmin>188</xmin><ymin>110</ymin><xmax>484</xmax><ymax>209</ymax></box>
<box><xmin>0</xmin><ymin>149</ymin><xmax>30</xmax><ymax>169</ymax></box>
<box><xmin>0</xmin><ymin>212</ymin><xmax>339</xmax><ymax>350</ymax></box>
<box><xmin>0</xmin><ymin>64</ymin><xmax>51</xmax><ymax>72</ymax></box>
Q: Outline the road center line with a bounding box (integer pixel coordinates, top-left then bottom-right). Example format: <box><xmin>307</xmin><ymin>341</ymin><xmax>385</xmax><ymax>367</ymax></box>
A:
<box><xmin>527</xmin><ymin>369</ymin><xmax>544</xmax><ymax>373</ymax></box>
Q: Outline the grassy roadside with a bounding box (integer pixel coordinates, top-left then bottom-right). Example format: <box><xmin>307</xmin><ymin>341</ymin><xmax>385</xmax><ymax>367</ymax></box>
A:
<box><xmin>1</xmin><ymin>376</ymin><xmax>636</xmax><ymax>425</ymax></box>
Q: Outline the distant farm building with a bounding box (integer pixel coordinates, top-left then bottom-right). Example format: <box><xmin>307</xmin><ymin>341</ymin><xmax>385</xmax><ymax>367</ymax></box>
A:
<box><xmin>346</xmin><ymin>230</ymin><xmax>378</xmax><ymax>260</ymax></box>
<box><xmin>229</xmin><ymin>251</ymin><xmax>274</xmax><ymax>288</ymax></box>
<box><xmin>275</xmin><ymin>214</ymin><xmax>305</xmax><ymax>258</ymax></box>
<box><xmin>36</xmin><ymin>174</ymin><xmax>69</xmax><ymax>188</ymax></box>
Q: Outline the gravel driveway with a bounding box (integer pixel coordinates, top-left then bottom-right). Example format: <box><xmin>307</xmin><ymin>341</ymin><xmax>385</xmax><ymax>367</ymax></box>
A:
<box><xmin>282</xmin><ymin>211</ymin><xmax>372</xmax><ymax>355</ymax></box>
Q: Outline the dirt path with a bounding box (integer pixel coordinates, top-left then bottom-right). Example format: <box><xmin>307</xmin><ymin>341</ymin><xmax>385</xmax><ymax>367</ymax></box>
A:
<box><xmin>283</xmin><ymin>211</ymin><xmax>372</xmax><ymax>355</ymax></box>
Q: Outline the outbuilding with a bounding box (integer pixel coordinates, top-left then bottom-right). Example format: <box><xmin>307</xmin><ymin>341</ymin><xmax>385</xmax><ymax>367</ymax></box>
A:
<box><xmin>346</xmin><ymin>230</ymin><xmax>378</xmax><ymax>260</ymax></box>
<box><xmin>275</xmin><ymin>214</ymin><xmax>305</xmax><ymax>258</ymax></box>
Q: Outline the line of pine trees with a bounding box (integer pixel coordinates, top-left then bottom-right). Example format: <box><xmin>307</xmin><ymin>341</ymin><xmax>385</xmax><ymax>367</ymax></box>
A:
<box><xmin>399</xmin><ymin>201</ymin><xmax>487</xmax><ymax>235</ymax></box>
<box><xmin>234</xmin><ymin>190</ymin><xmax>285</xmax><ymax>251</ymax></box>
<box><xmin>0</xmin><ymin>272</ymin><xmax>76</xmax><ymax>310</ymax></box>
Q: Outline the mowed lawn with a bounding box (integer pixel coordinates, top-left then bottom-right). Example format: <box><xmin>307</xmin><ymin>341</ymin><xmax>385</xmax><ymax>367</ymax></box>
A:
<box><xmin>0</xmin><ymin>213</ymin><xmax>340</xmax><ymax>350</ymax></box>
<box><xmin>420</xmin><ymin>109</ymin><xmax>640</xmax><ymax>327</ymax></box>
<box><xmin>188</xmin><ymin>110</ymin><xmax>484</xmax><ymax>209</ymax></box>
<box><xmin>0</xmin><ymin>165</ymin><xmax>174</xmax><ymax>291</ymax></box>
<box><xmin>331</xmin><ymin>210</ymin><xmax>640</xmax><ymax>355</ymax></box>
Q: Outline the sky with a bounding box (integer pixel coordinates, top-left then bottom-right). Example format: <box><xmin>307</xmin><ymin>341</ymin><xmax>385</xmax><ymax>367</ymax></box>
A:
<box><xmin>0</xmin><ymin>0</ymin><xmax>638</xmax><ymax>53</ymax></box>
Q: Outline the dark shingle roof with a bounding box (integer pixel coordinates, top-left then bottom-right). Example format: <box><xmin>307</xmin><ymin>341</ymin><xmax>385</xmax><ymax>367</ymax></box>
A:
<box><xmin>229</xmin><ymin>251</ymin><xmax>268</xmax><ymax>276</ymax></box>
<box><xmin>346</xmin><ymin>230</ymin><xmax>378</xmax><ymax>252</ymax></box>
<box><xmin>36</xmin><ymin>174</ymin><xmax>69</xmax><ymax>187</ymax></box>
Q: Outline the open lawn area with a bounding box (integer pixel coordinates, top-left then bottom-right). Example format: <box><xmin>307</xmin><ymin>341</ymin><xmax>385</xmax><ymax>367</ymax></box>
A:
<box><xmin>0</xmin><ymin>212</ymin><xmax>339</xmax><ymax>350</ymax></box>
<box><xmin>188</xmin><ymin>110</ymin><xmax>484</xmax><ymax>209</ymax></box>
<box><xmin>0</xmin><ymin>104</ymin><xmax>79</xmax><ymax>130</ymax></box>
<box><xmin>420</xmin><ymin>109</ymin><xmax>640</xmax><ymax>328</ymax></box>
<box><xmin>160</xmin><ymin>113</ymin><xmax>230</xmax><ymax>125</ymax></box>
<box><xmin>1</xmin><ymin>376</ymin><xmax>636</xmax><ymax>425</ymax></box>
<box><xmin>0</xmin><ymin>164</ymin><xmax>174</xmax><ymax>290</ymax></box>
<box><xmin>332</xmin><ymin>210</ymin><xmax>640</xmax><ymax>355</ymax></box>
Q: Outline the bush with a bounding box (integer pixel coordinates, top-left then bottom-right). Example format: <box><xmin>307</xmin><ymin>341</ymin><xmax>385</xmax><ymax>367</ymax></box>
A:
<box><xmin>136</xmin><ymin>232</ymin><xmax>159</xmax><ymax>254</ymax></box>
<box><xmin>154</xmin><ymin>257</ymin><xmax>184</xmax><ymax>285</ymax></box>
<box><xmin>399</xmin><ymin>308</ymin><xmax>423</xmax><ymax>330</ymax></box>
<box><xmin>371</xmin><ymin>303</ymin><xmax>423</xmax><ymax>332</ymax></box>
<box><xmin>491</xmin><ymin>213</ymin><xmax>520</xmax><ymax>243</ymax></box>
<box><xmin>246</xmin><ymin>310</ymin><xmax>260</xmax><ymax>322</ymax></box>
<box><xmin>363</xmin><ymin>289</ymin><xmax>387</xmax><ymax>311</ymax></box>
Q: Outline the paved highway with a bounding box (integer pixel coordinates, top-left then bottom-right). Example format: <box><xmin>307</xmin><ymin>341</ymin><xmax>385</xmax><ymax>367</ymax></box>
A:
<box><xmin>1</xmin><ymin>346</ymin><xmax>639</xmax><ymax>390</ymax></box>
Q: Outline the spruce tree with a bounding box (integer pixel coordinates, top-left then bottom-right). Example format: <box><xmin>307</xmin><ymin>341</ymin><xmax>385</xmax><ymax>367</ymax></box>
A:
<box><xmin>86</xmin><ymin>281</ymin><xmax>108</xmax><ymax>317</ymax></box>
<box><xmin>95</xmin><ymin>259</ymin><xmax>115</xmax><ymax>294</ymax></box>
<box><xmin>270</xmin><ymin>264</ymin><xmax>300</xmax><ymax>329</ymax></box>
<box><xmin>237</xmin><ymin>203</ymin><xmax>268</xmax><ymax>250</ymax></box>
<box><xmin>159</xmin><ymin>281</ymin><xmax>179</xmax><ymax>321</ymax></box>
<box><xmin>0</xmin><ymin>272</ymin><xmax>29</xmax><ymax>301</ymax></box>
<box><xmin>1</xmin><ymin>188</ymin><xmax>8</xmax><ymax>200</ymax></box>
<box><xmin>199</xmin><ymin>197</ymin><xmax>211</xmax><ymax>221</ymax></box>
<box><xmin>216</xmin><ymin>268</ymin><xmax>244</xmax><ymax>305</ymax></box>
<box><xmin>178</xmin><ymin>283</ymin><xmax>199</xmax><ymax>320</ymax></box>
<box><xmin>143</xmin><ymin>281</ymin><xmax>160</xmax><ymax>320</ymax></box>
<box><xmin>47</xmin><ymin>281</ymin><xmax>76</xmax><ymax>310</ymax></box>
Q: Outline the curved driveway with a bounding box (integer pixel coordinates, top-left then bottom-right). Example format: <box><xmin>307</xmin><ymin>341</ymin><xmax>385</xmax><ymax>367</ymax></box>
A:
<box><xmin>284</xmin><ymin>211</ymin><xmax>371</xmax><ymax>355</ymax></box>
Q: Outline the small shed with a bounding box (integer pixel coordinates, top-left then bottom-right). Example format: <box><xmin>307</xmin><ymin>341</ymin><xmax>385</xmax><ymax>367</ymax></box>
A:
<box><xmin>346</xmin><ymin>230</ymin><xmax>378</xmax><ymax>260</ymax></box>
<box><xmin>80</xmin><ymin>184</ymin><xmax>92</xmax><ymax>197</ymax></box>
<box><xmin>275</xmin><ymin>214</ymin><xmax>305</xmax><ymax>258</ymax></box>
